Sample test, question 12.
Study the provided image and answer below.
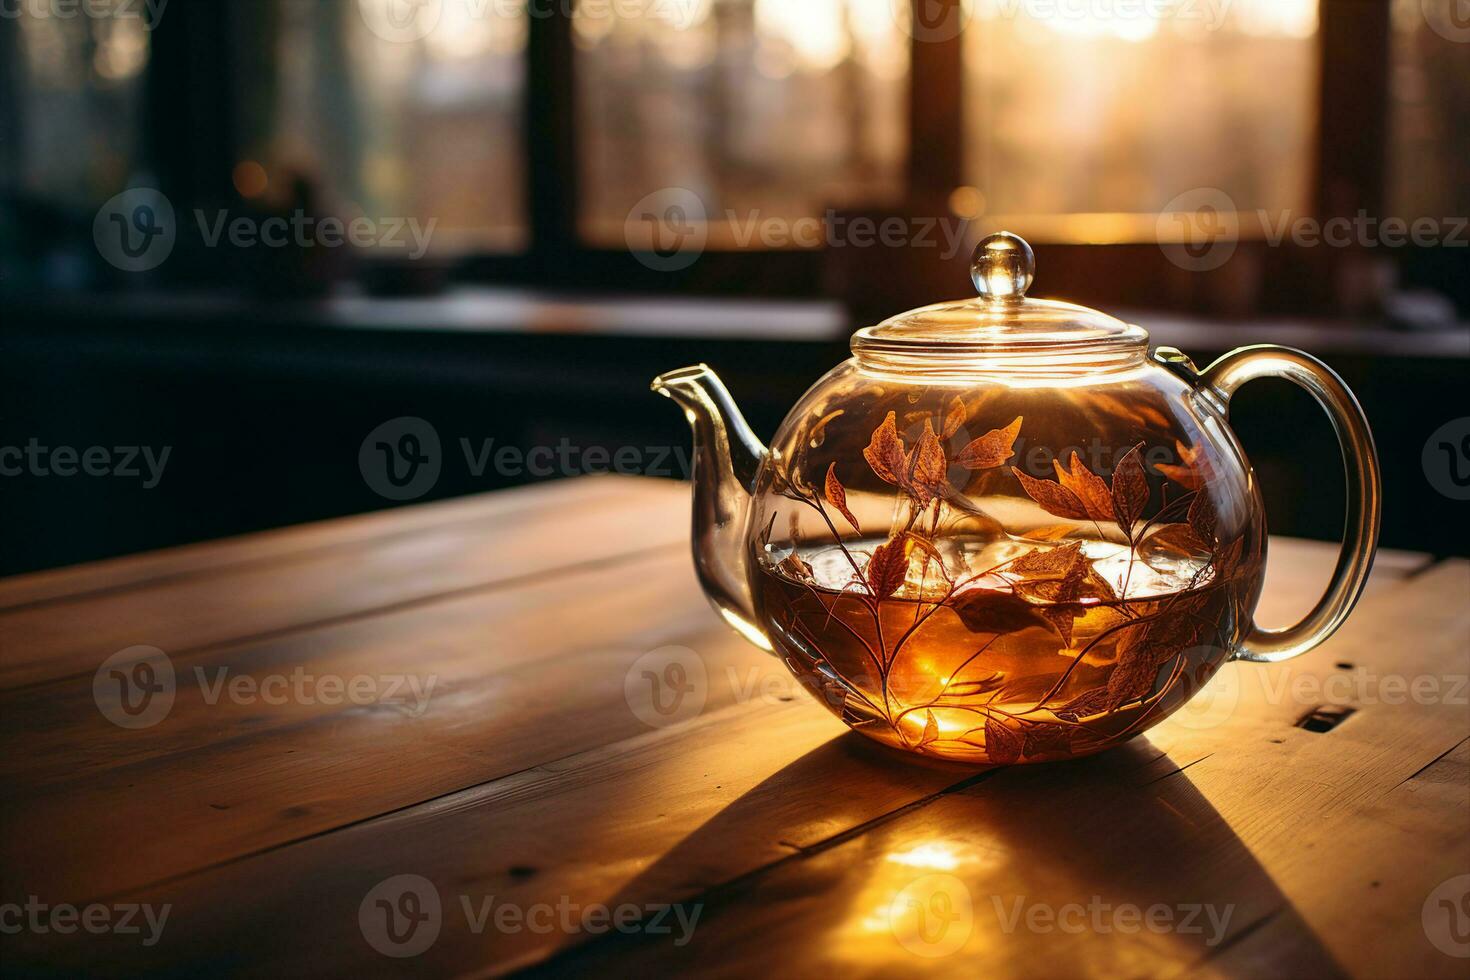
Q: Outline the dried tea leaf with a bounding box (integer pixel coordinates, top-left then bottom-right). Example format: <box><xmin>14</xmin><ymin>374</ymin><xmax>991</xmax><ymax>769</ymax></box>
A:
<box><xmin>806</xmin><ymin>409</ymin><xmax>844</xmax><ymax>448</ymax></box>
<box><xmin>984</xmin><ymin>715</ymin><xmax>1023</xmax><ymax>765</ymax></box>
<box><xmin>1043</xmin><ymin>559</ymin><xmax>1089</xmax><ymax>647</ymax></box>
<box><xmin>758</xmin><ymin>512</ymin><xmax>778</xmax><ymax>547</ymax></box>
<box><xmin>824</xmin><ymin>463</ymin><xmax>862</xmax><ymax>534</ymax></box>
<box><xmin>1188</xmin><ymin>490</ymin><xmax>1218</xmax><ymax>544</ymax></box>
<box><xmin>1012</xmin><ymin>467</ymin><xmax>1090</xmax><ymax>521</ymax></box>
<box><xmin>1056</xmin><ymin>688</ymin><xmax>1114</xmax><ymax>722</ymax></box>
<box><xmin>938</xmin><ymin>486</ymin><xmax>1008</xmax><ymax>535</ymax></box>
<box><xmin>863</xmin><ymin>411</ymin><xmax>907</xmax><ymax>488</ymax></box>
<box><xmin>1142</xmin><ymin>523</ymin><xmax>1209</xmax><ymax>557</ymax></box>
<box><xmin>1010</xmin><ymin>541</ymin><xmax>1086</xmax><ymax>580</ymax></box>
<box><xmin>952</xmin><ymin>588</ymin><xmax>1050</xmax><ymax>635</ymax></box>
<box><xmin>902</xmin><ymin>532</ymin><xmax>946</xmax><ymax>564</ymax></box>
<box><xmin>1107</xmin><ymin>643</ymin><xmax>1161</xmax><ymax>705</ymax></box>
<box><xmin>866</xmin><ymin>538</ymin><xmax>911</xmax><ymax>599</ymax></box>
<box><xmin>941</xmin><ymin>673</ymin><xmax>1007</xmax><ymax>698</ymax></box>
<box><xmin>1054</xmin><ymin>452</ymin><xmax>1114</xmax><ymax>523</ymax></box>
<box><xmin>1084</xmin><ymin>566</ymin><xmax>1119</xmax><ymax>602</ymax></box>
<box><xmin>955</xmin><ymin>416</ymin><xmax>1023</xmax><ymax>470</ymax></box>
<box><xmin>1044</xmin><ymin>607</ymin><xmax>1079</xmax><ymax>648</ymax></box>
<box><xmin>1024</xmin><ymin>524</ymin><xmax>1078</xmax><ymax>542</ymax></box>
<box><xmin>1156</xmin><ymin>440</ymin><xmax>1204</xmax><ymax>490</ymax></box>
<box><xmin>920</xmin><ymin>710</ymin><xmax>939</xmax><ymax>748</ymax></box>
<box><xmin>1022</xmin><ymin>724</ymin><xmax>1073</xmax><ymax>758</ymax></box>
<box><xmin>778</xmin><ymin>552</ymin><xmax>813</xmax><ymax>581</ymax></box>
<box><xmin>1212</xmin><ymin>537</ymin><xmax>1245</xmax><ymax>579</ymax></box>
<box><xmin>941</xmin><ymin>396</ymin><xmax>968</xmax><ymax>440</ymax></box>
<box><xmin>901</xmin><ymin>532</ymin><xmax>952</xmax><ymax>584</ymax></box>
<box><xmin>906</xmin><ymin>420</ymin><xmax>948</xmax><ymax>509</ymax></box>
<box><xmin>1111</xmin><ymin>443</ymin><xmax>1149</xmax><ymax>533</ymax></box>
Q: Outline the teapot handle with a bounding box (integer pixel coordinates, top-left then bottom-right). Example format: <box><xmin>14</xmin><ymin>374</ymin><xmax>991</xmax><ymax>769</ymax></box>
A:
<box><xmin>1186</xmin><ymin>346</ymin><xmax>1382</xmax><ymax>663</ymax></box>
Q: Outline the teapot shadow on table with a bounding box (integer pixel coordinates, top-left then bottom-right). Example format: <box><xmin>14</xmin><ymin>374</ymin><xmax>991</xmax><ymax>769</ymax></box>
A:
<box><xmin>535</xmin><ymin>731</ymin><xmax>1346</xmax><ymax>976</ymax></box>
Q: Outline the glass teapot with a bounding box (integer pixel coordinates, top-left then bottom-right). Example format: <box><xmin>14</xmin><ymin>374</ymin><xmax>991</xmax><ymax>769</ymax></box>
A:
<box><xmin>653</xmin><ymin>233</ymin><xmax>1381</xmax><ymax>765</ymax></box>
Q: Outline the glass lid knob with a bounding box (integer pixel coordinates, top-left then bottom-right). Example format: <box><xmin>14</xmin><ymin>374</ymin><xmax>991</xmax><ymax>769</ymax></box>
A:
<box><xmin>971</xmin><ymin>231</ymin><xmax>1035</xmax><ymax>303</ymax></box>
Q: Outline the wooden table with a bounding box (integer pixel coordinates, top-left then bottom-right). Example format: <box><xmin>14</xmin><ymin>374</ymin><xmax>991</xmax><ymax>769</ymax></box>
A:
<box><xmin>2</xmin><ymin>476</ymin><xmax>1466</xmax><ymax>978</ymax></box>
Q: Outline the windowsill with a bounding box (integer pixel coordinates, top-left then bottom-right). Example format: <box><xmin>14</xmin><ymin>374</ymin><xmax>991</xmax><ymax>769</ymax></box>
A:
<box><xmin>7</xmin><ymin>286</ymin><xmax>1467</xmax><ymax>358</ymax></box>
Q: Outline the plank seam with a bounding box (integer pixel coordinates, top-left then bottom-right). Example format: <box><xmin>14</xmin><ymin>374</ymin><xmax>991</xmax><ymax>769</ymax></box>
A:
<box><xmin>0</xmin><ymin>480</ymin><xmax>674</xmax><ymax>614</ymax></box>
<box><xmin>0</xmin><ymin>540</ymin><xmax>686</xmax><ymax>695</ymax></box>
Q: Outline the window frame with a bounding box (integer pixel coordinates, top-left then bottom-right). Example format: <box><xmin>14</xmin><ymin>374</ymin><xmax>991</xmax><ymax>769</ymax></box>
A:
<box><xmin>138</xmin><ymin>0</ymin><xmax>1435</xmax><ymax>314</ymax></box>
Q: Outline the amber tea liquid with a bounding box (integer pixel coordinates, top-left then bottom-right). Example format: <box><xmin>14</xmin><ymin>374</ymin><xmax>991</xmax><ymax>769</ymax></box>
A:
<box><xmin>755</xmin><ymin>536</ymin><xmax>1240</xmax><ymax>764</ymax></box>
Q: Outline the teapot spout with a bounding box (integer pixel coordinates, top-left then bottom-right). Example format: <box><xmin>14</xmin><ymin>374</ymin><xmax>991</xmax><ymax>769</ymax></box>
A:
<box><xmin>652</xmin><ymin>365</ymin><xmax>770</xmax><ymax>649</ymax></box>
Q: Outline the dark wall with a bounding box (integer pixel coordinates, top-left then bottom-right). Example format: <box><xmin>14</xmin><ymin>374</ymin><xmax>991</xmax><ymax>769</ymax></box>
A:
<box><xmin>2</xmin><ymin>308</ymin><xmax>1465</xmax><ymax>576</ymax></box>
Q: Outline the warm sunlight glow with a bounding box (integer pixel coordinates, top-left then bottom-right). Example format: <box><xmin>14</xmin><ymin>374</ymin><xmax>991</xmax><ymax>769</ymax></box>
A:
<box><xmin>974</xmin><ymin>0</ymin><xmax>1317</xmax><ymax>41</ymax></box>
<box><xmin>755</xmin><ymin>0</ymin><xmax>851</xmax><ymax>72</ymax></box>
<box><xmin>887</xmin><ymin>843</ymin><xmax>962</xmax><ymax>871</ymax></box>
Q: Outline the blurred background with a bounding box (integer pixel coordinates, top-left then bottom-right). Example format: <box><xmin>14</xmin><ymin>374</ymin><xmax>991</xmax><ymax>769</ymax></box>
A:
<box><xmin>0</xmin><ymin>0</ymin><xmax>1466</xmax><ymax>575</ymax></box>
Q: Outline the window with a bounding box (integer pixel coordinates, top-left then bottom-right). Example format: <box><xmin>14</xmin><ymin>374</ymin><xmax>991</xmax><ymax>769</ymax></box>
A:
<box><xmin>575</xmin><ymin>0</ymin><xmax>909</xmax><ymax>248</ymax></box>
<box><xmin>1388</xmin><ymin>0</ymin><xmax>1470</xmax><ymax>222</ymax></box>
<box><xmin>961</xmin><ymin>0</ymin><xmax>1320</xmax><ymax>240</ymax></box>
<box><xmin>246</xmin><ymin>0</ymin><xmax>529</xmax><ymax>252</ymax></box>
<box><xmin>8</xmin><ymin>3</ymin><xmax>150</xmax><ymax>207</ymax></box>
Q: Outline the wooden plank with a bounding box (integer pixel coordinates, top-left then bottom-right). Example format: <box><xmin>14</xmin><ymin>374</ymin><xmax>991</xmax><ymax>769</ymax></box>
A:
<box><xmin>7</xmin><ymin>561</ymin><xmax>1462</xmax><ymax>976</ymax></box>
<box><xmin>0</xmin><ymin>481</ymin><xmax>573</xmax><ymax>610</ymax></box>
<box><xmin>1202</xmin><ymin>740</ymin><xmax>1470</xmax><ymax>979</ymax></box>
<box><xmin>0</xmin><ymin>477</ymin><xmax>691</xmax><ymax>689</ymax></box>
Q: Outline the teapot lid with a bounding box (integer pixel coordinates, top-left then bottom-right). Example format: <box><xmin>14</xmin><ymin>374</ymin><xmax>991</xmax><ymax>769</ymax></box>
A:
<box><xmin>852</xmin><ymin>232</ymin><xmax>1148</xmax><ymax>365</ymax></box>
